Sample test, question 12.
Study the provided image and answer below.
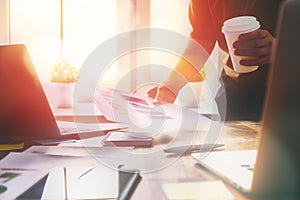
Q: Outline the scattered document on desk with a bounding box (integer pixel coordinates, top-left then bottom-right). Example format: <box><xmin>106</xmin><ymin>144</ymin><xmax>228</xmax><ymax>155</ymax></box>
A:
<box><xmin>95</xmin><ymin>87</ymin><xmax>212</xmax><ymax>135</ymax></box>
<box><xmin>0</xmin><ymin>152</ymin><xmax>99</xmax><ymax>170</ymax></box>
<box><xmin>0</xmin><ymin>169</ymin><xmax>48</xmax><ymax>200</ymax></box>
<box><xmin>24</xmin><ymin>145</ymin><xmax>133</xmax><ymax>158</ymax></box>
<box><xmin>58</xmin><ymin>136</ymin><xmax>105</xmax><ymax>147</ymax></box>
<box><xmin>42</xmin><ymin>166</ymin><xmax>118</xmax><ymax>199</ymax></box>
<box><xmin>161</xmin><ymin>181</ymin><xmax>234</xmax><ymax>200</ymax></box>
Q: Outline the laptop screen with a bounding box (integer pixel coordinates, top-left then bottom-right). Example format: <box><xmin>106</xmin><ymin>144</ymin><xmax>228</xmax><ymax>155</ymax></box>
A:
<box><xmin>0</xmin><ymin>44</ymin><xmax>61</xmax><ymax>140</ymax></box>
<box><xmin>252</xmin><ymin>0</ymin><xmax>300</xmax><ymax>197</ymax></box>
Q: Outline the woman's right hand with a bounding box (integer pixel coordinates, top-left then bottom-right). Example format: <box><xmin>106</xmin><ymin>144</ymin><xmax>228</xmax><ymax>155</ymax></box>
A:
<box><xmin>147</xmin><ymin>85</ymin><xmax>177</xmax><ymax>105</ymax></box>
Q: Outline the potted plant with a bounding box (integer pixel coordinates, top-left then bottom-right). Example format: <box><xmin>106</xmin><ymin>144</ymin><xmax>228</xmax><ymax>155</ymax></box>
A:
<box><xmin>49</xmin><ymin>60</ymin><xmax>79</xmax><ymax>108</ymax></box>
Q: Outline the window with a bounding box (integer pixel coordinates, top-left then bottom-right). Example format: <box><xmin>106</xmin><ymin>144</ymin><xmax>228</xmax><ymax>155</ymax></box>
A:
<box><xmin>1</xmin><ymin>0</ymin><xmax>219</xmax><ymax>111</ymax></box>
<box><xmin>7</xmin><ymin>0</ymin><xmax>116</xmax><ymax>82</ymax></box>
<box><xmin>1</xmin><ymin>0</ymin><xmax>192</xmax><ymax>82</ymax></box>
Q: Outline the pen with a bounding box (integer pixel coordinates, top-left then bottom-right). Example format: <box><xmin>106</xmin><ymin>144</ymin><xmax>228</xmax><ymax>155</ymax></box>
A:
<box><xmin>64</xmin><ymin>167</ymin><xmax>68</xmax><ymax>200</ymax></box>
<box><xmin>163</xmin><ymin>143</ymin><xmax>225</xmax><ymax>154</ymax></box>
<box><xmin>76</xmin><ymin>167</ymin><xmax>96</xmax><ymax>180</ymax></box>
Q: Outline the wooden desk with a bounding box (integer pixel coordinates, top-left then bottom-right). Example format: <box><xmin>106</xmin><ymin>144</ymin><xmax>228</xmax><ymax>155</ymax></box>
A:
<box><xmin>131</xmin><ymin>121</ymin><xmax>262</xmax><ymax>200</ymax></box>
<box><xmin>52</xmin><ymin>104</ymin><xmax>262</xmax><ymax>199</ymax></box>
<box><xmin>53</xmin><ymin>105</ymin><xmax>261</xmax><ymax>200</ymax></box>
<box><xmin>2</xmin><ymin>102</ymin><xmax>261</xmax><ymax>200</ymax></box>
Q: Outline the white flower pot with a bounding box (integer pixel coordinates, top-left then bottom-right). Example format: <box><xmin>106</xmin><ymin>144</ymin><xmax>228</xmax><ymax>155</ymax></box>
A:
<box><xmin>48</xmin><ymin>82</ymin><xmax>76</xmax><ymax>108</ymax></box>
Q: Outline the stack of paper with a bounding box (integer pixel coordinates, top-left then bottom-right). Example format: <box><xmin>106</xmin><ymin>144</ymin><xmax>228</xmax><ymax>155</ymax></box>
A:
<box><xmin>0</xmin><ymin>143</ymin><xmax>134</xmax><ymax>199</ymax></box>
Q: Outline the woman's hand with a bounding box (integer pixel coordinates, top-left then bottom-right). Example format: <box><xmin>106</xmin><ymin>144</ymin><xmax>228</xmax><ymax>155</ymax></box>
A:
<box><xmin>147</xmin><ymin>85</ymin><xmax>177</xmax><ymax>105</ymax></box>
<box><xmin>233</xmin><ymin>29</ymin><xmax>275</xmax><ymax>66</ymax></box>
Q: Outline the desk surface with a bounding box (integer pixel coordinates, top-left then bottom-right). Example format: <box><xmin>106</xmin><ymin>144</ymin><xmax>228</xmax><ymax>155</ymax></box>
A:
<box><xmin>1</xmin><ymin>105</ymin><xmax>261</xmax><ymax>200</ymax></box>
<box><xmin>131</xmin><ymin>121</ymin><xmax>261</xmax><ymax>200</ymax></box>
<box><xmin>54</xmin><ymin>106</ymin><xmax>261</xmax><ymax>200</ymax></box>
<box><xmin>58</xmin><ymin>115</ymin><xmax>260</xmax><ymax>199</ymax></box>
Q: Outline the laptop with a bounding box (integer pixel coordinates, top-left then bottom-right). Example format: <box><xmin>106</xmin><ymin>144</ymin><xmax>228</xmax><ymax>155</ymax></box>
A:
<box><xmin>0</xmin><ymin>44</ymin><xmax>123</xmax><ymax>141</ymax></box>
<box><xmin>192</xmin><ymin>0</ymin><xmax>300</xmax><ymax>198</ymax></box>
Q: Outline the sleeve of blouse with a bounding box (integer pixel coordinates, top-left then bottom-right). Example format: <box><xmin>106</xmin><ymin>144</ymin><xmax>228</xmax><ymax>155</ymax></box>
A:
<box><xmin>189</xmin><ymin>0</ymin><xmax>217</xmax><ymax>43</ymax></box>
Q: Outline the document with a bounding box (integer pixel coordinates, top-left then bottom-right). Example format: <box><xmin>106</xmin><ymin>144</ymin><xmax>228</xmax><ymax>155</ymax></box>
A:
<box><xmin>0</xmin><ymin>152</ymin><xmax>99</xmax><ymax>170</ymax></box>
<box><xmin>0</xmin><ymin>169</ymin><xmax>48</xmax><ymax>200</ymax></box>
<box><xmin>161</xmin><ymin>181</ymin><xmax>234</xmax><ymax>200</ymax></box>
<box><xmin>42</xmin><ymin>166</ymin><xmax>118</xmax><ymax>199</ymax></box>
<box><xmin>24</xmin><ymin>145</ymin><xmax>133</xmax><ymax>158</ymax></box>
<box><xmin>95</xmin><ymin>87</ymin><xmax>212</xmax><ymax>135</ymax></box>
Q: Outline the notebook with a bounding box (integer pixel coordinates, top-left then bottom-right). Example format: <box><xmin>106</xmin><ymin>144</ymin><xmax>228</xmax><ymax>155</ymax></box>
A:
<box><xmin>0</xmin><ymin>44</ymin><xmax>123</xmax><ymax>141</ymax></box>
<box><xmin>192</xmin><ymin>0</ymin><xmax>300</xmax><ymax>198</ymax></box>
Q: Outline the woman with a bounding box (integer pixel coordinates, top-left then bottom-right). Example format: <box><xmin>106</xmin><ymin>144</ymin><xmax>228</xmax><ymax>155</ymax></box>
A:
<box><xmin>147</xmin><ymin>0</ymin><xmax>284</xmax><ymax>121</ymax></box>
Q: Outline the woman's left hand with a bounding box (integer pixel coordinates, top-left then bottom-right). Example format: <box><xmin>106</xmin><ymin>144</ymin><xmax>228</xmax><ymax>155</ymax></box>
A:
<box><xmin>233</xmin><ymin>29</ymin><xmax>274</xmax><ymax>66</ymax></box>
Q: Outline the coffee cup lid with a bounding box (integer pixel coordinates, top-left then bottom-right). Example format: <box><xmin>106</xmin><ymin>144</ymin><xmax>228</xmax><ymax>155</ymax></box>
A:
<box><xmin>222</xmin><ymin>16</ymin><xmax>260</xmax><ymax>33</ymax></box>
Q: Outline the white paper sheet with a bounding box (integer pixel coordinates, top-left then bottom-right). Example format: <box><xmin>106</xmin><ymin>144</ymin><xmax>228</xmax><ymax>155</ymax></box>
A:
<box><xmin>0</xmin><ymin>152</ymin><xmax>99</xmax><ymax>170</ymax></box>
<box><xmin>24</xmin><ymin>145</ymin><xmax>133</xmax><ymax>158</ymax></box>
<box><xmin>42</xmin><ymin>166</ymin><xmax>118</xmax><ymax>200</ymax></box>
<box><xmin>94</xmin><ymin>87</ymin><xmax>212</xmax><ymax>135</ymax></box>
<box><xmin>0</xmin><ymin>169</ymin><xmax>48</xmax><ymax>200</ymax></box>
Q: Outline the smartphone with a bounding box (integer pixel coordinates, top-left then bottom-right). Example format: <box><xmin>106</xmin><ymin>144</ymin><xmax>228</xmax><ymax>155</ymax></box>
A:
<box><xmin>102</xmin><ymin>131</ymin><xmax>153</xmax><ymax>147</ymax></box>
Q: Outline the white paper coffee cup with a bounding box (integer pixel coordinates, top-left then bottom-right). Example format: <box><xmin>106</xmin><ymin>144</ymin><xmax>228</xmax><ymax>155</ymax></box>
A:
<box><xmin>222</xmin><ymin>16</ymin><xmax>261</xmax><ymax>73</ymax></box>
